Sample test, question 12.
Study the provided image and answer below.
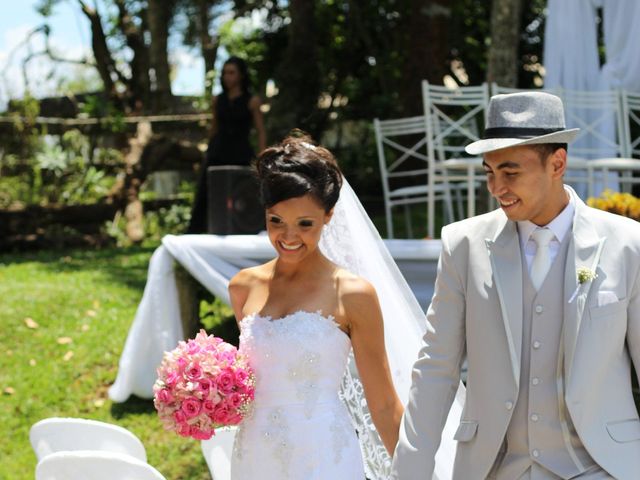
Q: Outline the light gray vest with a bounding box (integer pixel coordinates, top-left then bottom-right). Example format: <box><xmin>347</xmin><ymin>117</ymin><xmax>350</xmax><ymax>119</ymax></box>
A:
<box><xmin>495</xmin><ymin>233</ymin><xmax>596</xmax><ymax>479</ymax></box>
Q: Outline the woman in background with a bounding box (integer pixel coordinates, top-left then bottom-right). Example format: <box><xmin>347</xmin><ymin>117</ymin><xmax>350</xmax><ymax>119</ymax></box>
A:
<box><xmin>187</xmin><ymin>56</ymin><xmax>266</xmax><ymax>233</ymax></box>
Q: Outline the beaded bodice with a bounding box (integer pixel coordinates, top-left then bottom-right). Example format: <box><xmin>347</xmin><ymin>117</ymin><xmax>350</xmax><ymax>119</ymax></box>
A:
<box><xmin>239</xmin><ymin>310</ymin><xmax>351</xmax><ymax>415</ymax></box>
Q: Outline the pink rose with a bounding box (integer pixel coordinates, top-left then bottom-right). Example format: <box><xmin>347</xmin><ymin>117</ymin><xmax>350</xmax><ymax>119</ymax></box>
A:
<box><xmin>227</xmin><ymin>392</ymin><xmax>243</xmax><ymax>409</ymax></box>
<box><xmin>202</xmin><ymin>400</ymin><xmax>217</xmax><ymax>414</ymax></box>
<box><xmin>197</xmin><ymin>378</ymin><xmax>212</xmax><ymax>393</ymax></box>
<box><xmin>173</xmin><ymin>410</ymin><xmax>187</xmax><ymax>424</ymax></box>
<box><xmin>213</xmin><ymin>405</ymin><xmax>231</xmax><ymax>424</ymax></box>
<box><xmin>216</xmin><ymin>369</ymin><xmax>235</xmax><ymax>394</ymax></box>
<box><xmin>235</xmin><ymin>369</ymin><xmax>249</xmax><ymax>384</ymax></box>
<box><xmin>181</xmin><ymin>397</ymin><xmax>202</xmax><ymax>418</ymax></box>
<box><xmin>190</xmin><ymin>426</ymin><xmax>213</xmax><ymax>440</ymax></box>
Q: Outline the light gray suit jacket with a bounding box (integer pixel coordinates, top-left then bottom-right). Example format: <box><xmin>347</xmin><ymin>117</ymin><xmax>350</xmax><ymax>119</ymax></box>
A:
<box><xmin>391</xmin><ymin>191</ymin><xmax>640</xmax><ymax>479</ymax></box>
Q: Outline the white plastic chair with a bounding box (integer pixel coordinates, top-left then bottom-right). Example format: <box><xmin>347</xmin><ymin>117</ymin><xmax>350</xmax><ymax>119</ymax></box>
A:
<box><xmin>422</xmin><ymin>81</ymin><xmax>490</xmax><ymax>237</ymax></box>
<box><xmin>35</xmin><ymin>450</ymin><xmax>166</xmax><ymax>480</ymax></box>
<box><xmin>374</xmin><ymin>116</ymin><xmax>461</xmax><ymax>238</ymax></box>
<box><xmin>30</xmin><ymin>417</ymin><xmax>147</xmax><ymax>462</ymax></box>
<box><xmin>201</xmin><ymin>427</ymin><xmax>237</xmax><ymax>480</ymax></box>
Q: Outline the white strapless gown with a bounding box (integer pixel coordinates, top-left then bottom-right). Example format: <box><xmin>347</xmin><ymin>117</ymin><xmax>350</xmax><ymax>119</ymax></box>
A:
<box><xmin>231</xmin><ymin>310</ymin><xmax>365</xmax><ymax>479</ymax></box>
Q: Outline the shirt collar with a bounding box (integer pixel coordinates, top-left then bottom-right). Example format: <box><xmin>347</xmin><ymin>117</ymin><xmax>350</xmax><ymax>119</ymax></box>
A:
<box><xmin>517</xmin><ymin>186</ymin><xmax>575</xmax><ymax>249</ymax></box>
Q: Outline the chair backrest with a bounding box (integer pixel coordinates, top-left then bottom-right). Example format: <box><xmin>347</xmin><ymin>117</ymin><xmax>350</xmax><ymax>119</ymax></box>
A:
<box><xmin>30</xmin><ymin>417</ymin><xmax>147</xmax><ymax>462</ymax></box>
<box><xmin>35</xmin><ymin>451</ymin><xmax>166</xmax><ymax>480</ymax></box>
<box><xmin>490</xmin><ymin>83</ymin><xmax>561</xmax><ymax>97</ymax></box>
<box><xmin>373</xmin><ymin>116</ymin><xmax>430</xmax><ymax>196</ymax></box>
<box><xmin>621</xmin><ymin>90</ymin><xmax>640</xmax><ymax>158</ymax></box>
<box><xmin>560</xmin><ymin>88</ymin><xmax>626</xmax><ymax>159</ymax></box>
<box><xmin>422</xmin><ymin>81</ymin><xmax>490</xmax><ymax>164</ymax></box>
<box><xmin>201</xmin><ymin>427</ymin><xmax>237</xmax><ymax>480</ymax></box>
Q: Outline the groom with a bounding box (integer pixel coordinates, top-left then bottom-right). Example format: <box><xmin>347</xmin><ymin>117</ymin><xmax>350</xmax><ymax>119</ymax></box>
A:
<box><xmin>392</xmin><ymin>91</ymin><xmax>640</xmax><ymax>479</ymax></box>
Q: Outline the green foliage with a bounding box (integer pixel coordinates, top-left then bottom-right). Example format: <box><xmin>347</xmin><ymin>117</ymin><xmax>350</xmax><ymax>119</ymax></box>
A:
<box><xmin>0</xmin><ymin>246</ymin><xmax>210</xmax><ymax>479</ymax></box>
<box><xmin>104</xmin><ymin>203</ymin><xmax>192</xmax><ymax>248</ymax></box>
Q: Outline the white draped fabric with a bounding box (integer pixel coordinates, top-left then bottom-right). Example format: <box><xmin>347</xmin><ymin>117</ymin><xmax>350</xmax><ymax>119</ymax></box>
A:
<box><xmin>544</xmin><ymin>0</ymin><xmax>640</xmax><ymax>196</ymax></box>
<box><xmin>107</xmin><ymin>234</ymin><xmax>442</xmax><ymax>403</ymax></box>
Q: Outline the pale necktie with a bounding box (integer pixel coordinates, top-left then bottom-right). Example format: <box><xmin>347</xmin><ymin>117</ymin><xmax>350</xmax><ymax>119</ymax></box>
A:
<box><xmin>530</xmin><ymin>228</ymin><xmax>556</xmax><ymax>291</ymax></box>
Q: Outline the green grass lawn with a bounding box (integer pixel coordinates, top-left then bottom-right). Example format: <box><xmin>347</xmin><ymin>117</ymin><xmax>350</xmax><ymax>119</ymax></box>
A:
<box><xmin>0</xmin><ymin>245</ymin><xmax>211</xmax><ymax>480</ymax></box>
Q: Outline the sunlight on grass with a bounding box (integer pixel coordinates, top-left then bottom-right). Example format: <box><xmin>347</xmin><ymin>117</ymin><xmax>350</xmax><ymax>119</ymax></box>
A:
<box><xmin>0</xmin><ymin>246</ymin><xmax>211</xmax><ymax>479</ymax></box>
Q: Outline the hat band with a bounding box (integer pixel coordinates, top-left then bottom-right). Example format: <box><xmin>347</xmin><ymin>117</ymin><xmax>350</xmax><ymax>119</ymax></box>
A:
<box><xmin>483</xmin><ymin>127</ymin><xmax>564</xmax><ymax>139</ymax></box>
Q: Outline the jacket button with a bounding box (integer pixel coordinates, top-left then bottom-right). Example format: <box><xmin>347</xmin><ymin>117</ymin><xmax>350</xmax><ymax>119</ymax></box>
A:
<box><xmin>530</xmin><ymin>413</ymin><xmax>539</xmax><ymax>422</ymax></box>
<box><xmin>535</xmin><ymin>305</ymin><xmax>544</xmax><ymax>314</ymax></box>
<box><xmin>505</xmin><ymin>401</ymin><xmax>514</xmax><ymax>410</ymax></box>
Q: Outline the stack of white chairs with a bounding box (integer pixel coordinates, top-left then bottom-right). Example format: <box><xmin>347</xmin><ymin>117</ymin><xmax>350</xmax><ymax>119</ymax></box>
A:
<box><xmin>374</xmin><ymin>115</ymin><xmax>458</xmax><ymax>238</ymax></box>
<box><xmin>622</xmin><ymin>90</ymin><xmax>640</xmax><ymax>158</ymax></box>
<box><xmin>30</xmin><ymin>417</ymin><xmax>166</xmax><ymax>480</ymax></box>
<box><xmin>422</xmin><ymin>81</ymin><xmax>490</xmax><ymax>238</ymax></box>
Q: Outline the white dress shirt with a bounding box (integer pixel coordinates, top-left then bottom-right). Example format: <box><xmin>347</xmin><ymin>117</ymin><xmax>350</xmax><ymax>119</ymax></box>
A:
<box><xmin>517</xmin><ymin>187</ymin><xmax>576</xmax><ymax>273</ymax></box>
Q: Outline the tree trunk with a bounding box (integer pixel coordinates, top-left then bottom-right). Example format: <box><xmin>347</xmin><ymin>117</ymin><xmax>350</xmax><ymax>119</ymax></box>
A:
<box><xmin>487</xmin><ymin>0</ymin><xmax>524</xmax><ymax>88</ymax></box>
<box><xmin>77</xmin><ymin>1</ymin><xmax>118</xmax><ymax>99</ymax></box>
<box><xmin>400</xmin><ymin>0</ymin><xmax>453</xmax><ymax>116</ymax></box>
<box><xmin>197</xmin><ymin>0</ymin><xmax>219</xmax><ymax>100</ymax></box>
<box><xmin>148</xmin><ymin>0</ymin><xmax>174</xmax><ymax>112</ymax></box>
<box><xmin>114</xmin><ymin>0</ymin><xmax>151</xmax><ymax>112</ymax></box>
<box><xmin>269</xmin><ymin>0</ymin><xmax>320</xmax><ymax>138</ymax></box>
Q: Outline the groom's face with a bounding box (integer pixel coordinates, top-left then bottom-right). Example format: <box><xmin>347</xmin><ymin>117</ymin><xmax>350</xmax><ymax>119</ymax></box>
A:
<box><xmin>483</xmin><ymin>145</ymin><xmax>567</xmax><ymax>226</ymax></box>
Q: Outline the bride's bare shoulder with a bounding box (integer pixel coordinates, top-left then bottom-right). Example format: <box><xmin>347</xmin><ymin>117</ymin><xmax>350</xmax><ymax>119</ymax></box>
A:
<box><xmin>229</xmin><ymin>261</ymin><xmax>274</xmax><ymax>291</ymax></box>
<box><xmin>335</xmin><ymin>269</ymin><xmax>378</xmax><ymax>303</ymax></box>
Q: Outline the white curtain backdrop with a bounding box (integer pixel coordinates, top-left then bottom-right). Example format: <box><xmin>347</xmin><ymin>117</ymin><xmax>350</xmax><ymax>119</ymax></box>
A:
<box><xmin>544</xmin><ymin>0</ymin><xmax>640</xmax><ymax>196</ymax></box>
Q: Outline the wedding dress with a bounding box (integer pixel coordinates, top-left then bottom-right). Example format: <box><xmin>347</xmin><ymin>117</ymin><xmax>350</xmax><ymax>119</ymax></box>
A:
<box><xmin>231</xmin><ymin>310</ymin><xmax>365</xmax><ymax>479</ymax></box>
<box><xmin>230</xmin><ymin>178</ymin><xmax>463</xmax><ymax>479</ymax></box>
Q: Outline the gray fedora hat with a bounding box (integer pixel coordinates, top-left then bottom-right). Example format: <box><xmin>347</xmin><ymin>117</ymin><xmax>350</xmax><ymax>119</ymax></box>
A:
<box><xmin>465</xmin><ymin>91</ymin><xmax>579</xmax><ymax>155</ymax></box>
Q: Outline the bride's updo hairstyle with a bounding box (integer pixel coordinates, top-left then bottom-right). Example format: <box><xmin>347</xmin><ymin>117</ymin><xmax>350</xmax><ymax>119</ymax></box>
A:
<box><xmin>255</xmin><ymin>131</ymin><xmax>343</xmax><ymax>213</ymax></box>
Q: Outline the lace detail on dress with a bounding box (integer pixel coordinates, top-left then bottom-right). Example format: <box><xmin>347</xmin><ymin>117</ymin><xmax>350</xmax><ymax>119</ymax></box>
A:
<box><xmin>262</xmin><ymin>407</ymin><xmax>292</xmax><ymax>478</ymax></box>
<box><xmin>288</xmin><ymin>349</ymin><xmax>321</xmax><ymax>418</ymax></box>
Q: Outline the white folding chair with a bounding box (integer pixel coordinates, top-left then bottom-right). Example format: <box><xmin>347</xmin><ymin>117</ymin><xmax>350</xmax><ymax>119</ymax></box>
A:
<box><xmin>201</xmin><ymin>427</ymin><xmax>237</xmax><ymax>480</ymax></box>
<box><xmin>492</xmin><ymin>84</ymin><xmax>595</xmax><ymax>194</ymax></box>
<box><xmin>621</xmin><ymin>90</ymin><xmax>640</xmax><ymax>158</ymax></box>
<box><xmin>30</xmin><ymin>417</ymin><xmax>147</xmax><ymax>462</ymax></box>
<box><xmin>422</xmin><ymin>81</ymin><xmax>490</xmax><ymax>237</ymax></box>
<box><xmin>35</xmin><ymin>450</ymin><xmax>166</xmax><ymax>480</ymax></box>
<box><xmin>374</xmin><ymin>116</ymin><xmax>458</xmax><ymax>238</ymax></box>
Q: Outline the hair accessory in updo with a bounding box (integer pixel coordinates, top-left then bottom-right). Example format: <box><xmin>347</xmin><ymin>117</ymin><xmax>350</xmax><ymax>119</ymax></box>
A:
<box><xmin>255</xmin><ymin>132</ymin><xmax>342</xmax><ymax>212</ymax></box>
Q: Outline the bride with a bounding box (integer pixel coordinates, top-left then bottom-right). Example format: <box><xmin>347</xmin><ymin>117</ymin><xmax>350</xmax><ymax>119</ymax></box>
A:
<box><xmin>228</xmin><ymin>133</ymin><xmax>461</xmax><ymax>479</ymax></box>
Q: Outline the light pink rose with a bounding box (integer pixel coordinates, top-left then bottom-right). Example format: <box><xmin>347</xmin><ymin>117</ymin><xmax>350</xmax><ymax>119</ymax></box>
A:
<box><xmin>165</xmin><ymin>371</ymin><xmax>179</xmax><ymax>387</ymax></box>
<box><xmin>156</xmin><ymin>388</ymin><xmax>174</xmax><ymax>404</ymax></box>
<box><xmin>186</xmin><ymin>363</ymin><xmax>203</xmax><ymax>381</ymax></box>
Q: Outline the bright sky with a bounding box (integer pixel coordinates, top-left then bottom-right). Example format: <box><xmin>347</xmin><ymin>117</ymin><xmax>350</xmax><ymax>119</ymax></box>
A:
<box><xmin>0</xmin><ymin>1</ymin><xmax>205</xmax><ymax>110</ymax></box>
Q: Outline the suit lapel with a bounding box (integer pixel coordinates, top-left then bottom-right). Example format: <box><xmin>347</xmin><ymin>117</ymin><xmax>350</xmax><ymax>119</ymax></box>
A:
<box><xmin>563</xmin><ymin>195</ymin><xmax>606</xmax><ymax>379</ymax></box>
<box><xmin>485</xmin><ymin>216</ymin><xmax>523</xmax><ymax>389</ymax></box>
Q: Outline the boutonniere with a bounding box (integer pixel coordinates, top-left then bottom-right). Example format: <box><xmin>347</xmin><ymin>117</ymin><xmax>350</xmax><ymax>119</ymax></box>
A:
<box><xmin>568</xmin><ymin>267</ymin><xmax>598</xmax><ymax>303</ymax></box>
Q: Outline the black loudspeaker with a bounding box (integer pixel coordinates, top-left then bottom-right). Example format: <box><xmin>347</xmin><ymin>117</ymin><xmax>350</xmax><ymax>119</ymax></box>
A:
<box><xmin>206</xmin><ymin>166</ymin><xmax>265</xmax><ymax>234</ymax></box>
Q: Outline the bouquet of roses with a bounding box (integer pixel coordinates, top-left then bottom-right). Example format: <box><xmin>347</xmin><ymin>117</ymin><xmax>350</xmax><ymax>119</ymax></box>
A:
<box><xmin>153</xmin><ymin>329</ymin><xmax>255</xmax><ymax>440</ymax></box>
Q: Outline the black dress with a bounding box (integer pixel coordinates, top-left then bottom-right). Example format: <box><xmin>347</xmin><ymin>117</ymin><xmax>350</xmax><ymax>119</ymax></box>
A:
<box><xmin>188</xmin><ymin>92</ymin><xmax>255</xmax><ymax>233</ymax></box>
